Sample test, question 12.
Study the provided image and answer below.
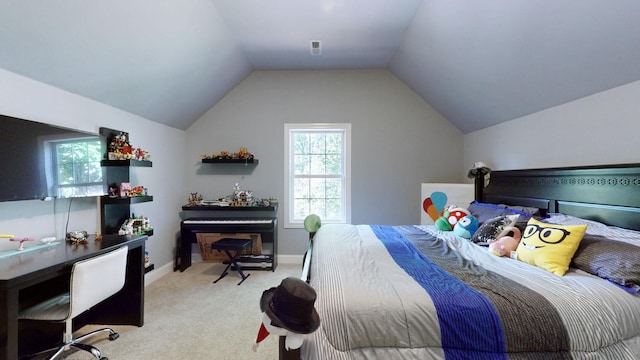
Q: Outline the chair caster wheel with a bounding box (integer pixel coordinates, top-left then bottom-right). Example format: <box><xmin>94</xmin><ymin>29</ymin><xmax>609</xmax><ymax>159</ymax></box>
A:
<box><xmin>109</xmin><ymin>332</ymin><xmax>120</xmax><ymax>341</ymax></box>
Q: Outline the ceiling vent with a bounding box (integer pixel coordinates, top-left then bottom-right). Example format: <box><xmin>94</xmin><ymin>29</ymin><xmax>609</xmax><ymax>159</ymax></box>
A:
<box><xmin>310</xmin><ymin>40</ymin><xmax>321</xmax><ymax>55</ymax></box>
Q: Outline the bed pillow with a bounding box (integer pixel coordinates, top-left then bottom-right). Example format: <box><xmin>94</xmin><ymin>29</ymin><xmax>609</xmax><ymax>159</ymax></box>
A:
<box><xmin>467</xmin><ymin>201</ymin><xmax>536</xmax><ymax>224</ymax></box>
<box><xmin>516</xmin><ymin>218</ymin><xmax>587</xmax><ymax>276</ymax></box>
<box><xmin>497</xmin><ymin>204</ymin><xmax>541</xmax><ymax>217</ymax></box>
<box><xmin>571</xmin><ymin>235</ymin><xmax>640</xmax><ymax>292</ymax></box>
<box><xmin>470</xmin><ymin>214</ymin><xmax>519</xmax><ymax>244</ymax></box>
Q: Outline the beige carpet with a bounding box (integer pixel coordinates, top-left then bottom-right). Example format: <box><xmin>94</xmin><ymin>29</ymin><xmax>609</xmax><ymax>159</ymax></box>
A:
<box><xmin>49</xmin><ymin>262</ymin><xmax>301</xmax><ymax>359</ymax></box>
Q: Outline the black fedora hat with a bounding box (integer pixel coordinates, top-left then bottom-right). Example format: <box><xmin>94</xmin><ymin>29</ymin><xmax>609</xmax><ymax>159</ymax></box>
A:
<box><xmin>260</xmin><ymin>277</ymin><xmax>320</xmax><ymax>334</ymax></box>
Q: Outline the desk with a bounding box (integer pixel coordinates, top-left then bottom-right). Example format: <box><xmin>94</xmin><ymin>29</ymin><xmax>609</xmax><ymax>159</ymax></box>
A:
<box><xmin>0</xmin><ymin>234</ymin><xmax>147</xmax><ymax>359</ymax></box>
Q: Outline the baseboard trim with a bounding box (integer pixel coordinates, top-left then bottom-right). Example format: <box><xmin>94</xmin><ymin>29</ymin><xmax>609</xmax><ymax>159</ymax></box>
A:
<box><xmin>277</xmin><ymin>254</ymin><xmax>303</xmax><ymax>265</ymax></box>
<box><xmin>144</xmin><ymin>262</ymin><xmax>173</xmax><ymax>285</ymax></box>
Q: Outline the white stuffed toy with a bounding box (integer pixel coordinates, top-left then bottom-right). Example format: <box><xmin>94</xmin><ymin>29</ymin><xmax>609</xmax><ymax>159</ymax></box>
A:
<box><xmin>253</xmin><ymin>277</ymin><xmax>320</xmax><ymax>351</ymax></box>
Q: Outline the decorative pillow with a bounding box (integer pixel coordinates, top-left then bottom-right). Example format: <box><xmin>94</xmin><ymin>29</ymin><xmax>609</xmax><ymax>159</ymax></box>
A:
<box><xmin>516</xmin><ymin>218</ymin><xmax>587</xmax><ymax>276</ymax></box>
<box><xmin>467</xmin><ymin>201</ymin><xmax>536</xmax><ymax>225</ymax></box>
<box><xmin>470</xmin><ymin>214</ymin><xmax>519</xmax><ymax>244</ymax></box>
<box><xmin>571</xmin><ymin>235</ymin><xmax>640</xmax><ymax>292</ymax></box>
<box><xmin>497</xmin><ymin>203</ymin><xmax>542</xmax><ymax>217</ymax></box>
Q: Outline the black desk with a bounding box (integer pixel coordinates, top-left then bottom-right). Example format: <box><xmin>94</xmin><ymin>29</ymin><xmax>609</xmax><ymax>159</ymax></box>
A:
<box><xmin>0</xmin><ymin>234</ymin><xmax>147</xmax><ymax>359</ymax></box>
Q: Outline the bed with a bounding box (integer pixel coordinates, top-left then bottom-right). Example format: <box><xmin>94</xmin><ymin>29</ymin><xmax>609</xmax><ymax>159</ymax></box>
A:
<box><xmin>286</xmin><ymin>163</ymin><xmax>640</xmax><ymax>360</ymax></box>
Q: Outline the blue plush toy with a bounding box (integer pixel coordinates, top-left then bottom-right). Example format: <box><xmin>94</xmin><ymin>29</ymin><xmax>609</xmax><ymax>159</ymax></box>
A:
<box><xmin>453</xmin><ymin>215</ymin><xmax>479</xmax><ymax>239</ymax></box>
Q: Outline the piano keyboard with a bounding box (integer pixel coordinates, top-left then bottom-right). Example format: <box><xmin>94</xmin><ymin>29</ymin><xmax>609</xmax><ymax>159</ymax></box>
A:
<box><xmin>182</xmin><ymin>218</ymin><xmax>273</xmax><ymax>224</ymax></box>
<box><xmin>178</xmin><ymin>216</ymin><xmax>277</xmax><ymax>272</ymax></box>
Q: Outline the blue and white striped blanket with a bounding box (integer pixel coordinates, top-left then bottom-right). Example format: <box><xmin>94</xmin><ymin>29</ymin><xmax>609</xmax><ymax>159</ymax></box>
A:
<box><xmin>302</xmin><ymin>224</ymin><xmax>640</xmax><ymax>360</ymax></box>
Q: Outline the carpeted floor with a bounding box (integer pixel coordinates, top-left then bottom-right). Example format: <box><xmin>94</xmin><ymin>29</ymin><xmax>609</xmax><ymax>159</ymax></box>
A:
<box><xmin>31</xmin><ymin>262</ymin><xmax>301</xmax><ymax>359</ymax></box>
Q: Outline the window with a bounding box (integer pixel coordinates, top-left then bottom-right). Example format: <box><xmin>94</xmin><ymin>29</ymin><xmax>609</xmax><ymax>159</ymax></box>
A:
<box><xmin>46</xmin><ymin>138</ymin><xmax>103</xmax><ymax>198</ymax></box>
<box><xmin>284</xmin><ymin>123</ymin><xmax>351</xmax><ymax>228</ymax></box>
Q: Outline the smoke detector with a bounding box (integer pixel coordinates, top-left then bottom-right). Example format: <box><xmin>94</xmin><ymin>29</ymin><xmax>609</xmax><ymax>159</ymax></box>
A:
<box><xmin>310</xmin><ymin>40</ymin><xmax>321</xmax><ymax>55</ymax></box>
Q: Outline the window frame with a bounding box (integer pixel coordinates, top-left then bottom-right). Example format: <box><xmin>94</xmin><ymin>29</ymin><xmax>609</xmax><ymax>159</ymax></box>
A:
<box><xmin>45</xmin><ymin>137</ymin><xmax>104</xmax><ymax>198</ymax></box>
<box><xmin>284</xmin><ymin>123</ymin><xmax>351</xmax><ymax>228</ymax></box>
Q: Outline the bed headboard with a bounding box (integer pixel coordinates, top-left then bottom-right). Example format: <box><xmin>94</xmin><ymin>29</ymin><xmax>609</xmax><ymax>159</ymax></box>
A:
<box><xmin>475</xmin><ymin>163</ymin><xmax>640</xmax><ymax>231</ymax></box>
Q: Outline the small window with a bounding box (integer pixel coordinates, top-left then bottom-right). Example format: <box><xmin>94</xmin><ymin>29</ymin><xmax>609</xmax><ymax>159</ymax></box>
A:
<box><xmin>49</xmin><ymin>139</ymin><xmax>103</xmax><ymax>198</ymax></box>
<box><xmin>284</xmin><ymin>123</ymin><xmax>351</xmax><ymax>228</ymax></box>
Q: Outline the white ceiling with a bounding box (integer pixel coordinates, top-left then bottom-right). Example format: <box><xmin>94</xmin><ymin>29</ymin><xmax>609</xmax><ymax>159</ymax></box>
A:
<box><xmin>1</xmin><ymin>1</ymin><xmax>639</xmax><ymax>133</ymax></box>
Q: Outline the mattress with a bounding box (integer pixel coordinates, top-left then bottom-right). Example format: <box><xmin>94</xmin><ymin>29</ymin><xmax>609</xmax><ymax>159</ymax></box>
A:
<box><xmin>301</xmin><ymin>223</ymin><xmax>640</xmax><ymax>360</ymax></box>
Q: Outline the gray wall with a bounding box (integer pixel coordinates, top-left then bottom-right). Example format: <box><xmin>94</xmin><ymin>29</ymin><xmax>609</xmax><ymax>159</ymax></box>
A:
<box><xmin>0</xmin><ymin>68</ymin><xmax>186</xmax><ymax>275</ymax></box>
<box><xmin>464</xmin><ymin>80</ymin><xmax>640</xmax><ymax>172</ymax></box>
<box><xmin>185</xmin><ymin>70</ymin><xmax>465</xmax><ymax>256</ymax></box>
<box><xmin>6</xmin><ymin>65</ymin><xmax>634</xmax><ymax>269</ymax></box>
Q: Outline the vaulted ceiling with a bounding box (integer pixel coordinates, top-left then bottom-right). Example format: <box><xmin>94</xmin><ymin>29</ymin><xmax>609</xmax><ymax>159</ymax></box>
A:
<box><xmin>1</xmin><ymin>1</ymin><xmax>639</xmax><ymax>133</ymax></box>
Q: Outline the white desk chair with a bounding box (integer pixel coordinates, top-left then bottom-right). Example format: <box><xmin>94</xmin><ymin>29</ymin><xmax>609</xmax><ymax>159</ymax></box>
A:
<box><xmin>19</xmin><ymin>246</ymin><xmax>129</xmax><ymax>360</ymax></box>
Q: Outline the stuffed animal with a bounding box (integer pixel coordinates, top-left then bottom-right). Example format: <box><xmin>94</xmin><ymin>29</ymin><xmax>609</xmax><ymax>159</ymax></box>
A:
<box><xmin>435</xmin><ymin>206</ymin><xmax>470</xmax><ymax>231</ymax></box>
<box><xmin>453</xmin><ymin>215</ymin><xmax>479</xmax><ymax>239</ymax></box>
<box><xmin>423</xmin><ymin>192</ymin><xmax>448</xmax><ymax>222</ymax></box>
<box><xmin>488</xmin><ymin>227</ymin><xmax>521</xmax><ymax>257</ymax></box>
<box><xmin>253</xmin><ymin>277</ymin><xmax>320</xmax><ymax>352</ymax></box>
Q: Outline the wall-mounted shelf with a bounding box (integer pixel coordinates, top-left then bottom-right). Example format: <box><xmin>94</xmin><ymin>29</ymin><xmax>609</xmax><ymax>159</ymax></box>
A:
<box><xmin>101</xmin><ymin>159</ymin><xmax>152</xmax><ymax>167</ymax></box>
<box><xmin>101</xmin><ymin>195</ymin><xmax>153</xmax><ymax>205</ymax></box>
<box><xmin>201</xmin><ymin>158</ymin><xmax>258</xmax><ymax>164</ymax></box>
<box><xmin>99</xmin><ymin>127</ymin><xmax>154</xmax><ymax>254</ymax></box>
<box><xmin>145</xmin><ymin>264</ymin><xmax>155</xmax><ymax>273</ymax></box>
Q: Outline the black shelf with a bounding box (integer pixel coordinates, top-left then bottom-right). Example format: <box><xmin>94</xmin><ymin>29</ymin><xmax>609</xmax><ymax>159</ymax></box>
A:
<box><xmin>144</xmin><ymin>264</ymin><xmax>155</xmax><ymax>273</ymax></box>
<box><xmin>101</xmin><ymin>159</ymin><xmax>152</xmax><ymax>167</ymax></box>
<box><xmin>233</xmin><ymin>255</ymin><xmax>274</xmax><ymax>270</ymax></box>
<box><xmin>99</xmin><ymin>127</ymin><xmax>154</xmax><ymax>245</ymax></box>
<box><xmin>101</xmin><ymin>195</ymin><xmax>153</xmax><ymax>205</ymax></box>
<box><xmin>201</xmin><ymin>158</ymin><xmax>258</xmax><ymax>164</ymax></box>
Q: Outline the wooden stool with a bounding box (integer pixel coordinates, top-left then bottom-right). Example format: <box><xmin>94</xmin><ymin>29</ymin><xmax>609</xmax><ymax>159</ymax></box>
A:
<box><xmin>210</xmin><ymin>238</ymin><xmax>252</xmax><ymax>285</ymax></box>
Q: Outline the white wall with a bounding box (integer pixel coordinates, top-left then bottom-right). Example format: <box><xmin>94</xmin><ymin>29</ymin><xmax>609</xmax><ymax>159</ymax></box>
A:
<box><xmin>0</xmin><ymin>68</ymin><xmax>186</xmax><ymax>271</ymax></box>
<box><xmin>185</xmin><ymin>69</ymin><xmax>465</xmax><ymax>255</ymax></box>
<box><xmin>464</xmin><ymin>80</ymin><xmax>640</xmax><ymax>171</ymax></box>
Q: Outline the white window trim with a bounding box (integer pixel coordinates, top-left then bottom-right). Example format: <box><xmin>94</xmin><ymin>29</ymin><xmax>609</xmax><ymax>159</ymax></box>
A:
<box><xmin>41</xmin><ymin>134</ymin><xmax>103</xmax><ymax>198</ymax></box>
<box><xmin>284</xmin><ymin>123</ymin><xmax>351</xmax><ymax>228</ymax></box>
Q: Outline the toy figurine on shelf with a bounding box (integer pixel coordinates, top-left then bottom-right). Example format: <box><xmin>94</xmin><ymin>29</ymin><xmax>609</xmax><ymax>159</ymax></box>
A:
<box><xmin>134</xmin><ymin>147</ymin><xmax>149</xmax><ymax>161</ymax></box>
<box><xmin>200</xmin><ymin>147</ymin><xmax>254</xmax><ymax>160</ymax></box>
<box><xmin>119</xmin><ymin>220</ymin><xmax>134</xmax><ymax>236</ymax></box>
<box><xmin>10</xmin><ymin>237</ymin><xmax>34</xmax><ymax>250</ymax></box>
<box><xmin>107</xmin><ymin>132</ymin><xmax>132</xmax><ymax>160</ymax></box>
<box><xmin>126</xmin><ymin>185</ymin><xmax>147</xmax><ymax>197</ymax></box>
<box><xmin>119</xmin><ymin>215</ymin><xmax>152</xmax><ymax>235</ymax></box>
<box><xmin>188</xmin><ymin>192</ymin><xmax>203</xmax><ymax>206</ymax></box>
<box><xmin>107</xmin><ymin>131</ymin><xmax>151</xmax><ymax>161</ymax></box>
<box><xmin>108</xmin><ymin>183</ymin><xmax>119</xmax><ymax>197</ymax></box>
<box><xmin>234</xmin><ymin>147</ymin><xmax>253</xmax><ymax>160</ymax></box>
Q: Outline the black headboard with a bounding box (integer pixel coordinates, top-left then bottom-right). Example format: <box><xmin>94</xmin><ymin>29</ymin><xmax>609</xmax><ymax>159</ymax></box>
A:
<box><xmin>475</xmin><ymin>163</ymin><xmax>640</xmax><ymax>231</ymax></box>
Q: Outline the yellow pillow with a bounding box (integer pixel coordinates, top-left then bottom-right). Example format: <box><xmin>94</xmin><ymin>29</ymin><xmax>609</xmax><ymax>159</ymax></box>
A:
<box><xmin>516</xmin><ymin>218</ymin><xmax>587</xmax><ymax>276</ymax></box>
